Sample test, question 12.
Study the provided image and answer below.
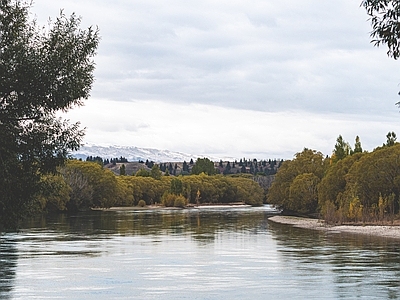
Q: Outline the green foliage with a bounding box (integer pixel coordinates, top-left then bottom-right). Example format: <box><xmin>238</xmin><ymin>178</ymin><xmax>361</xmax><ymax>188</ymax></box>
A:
<box><xmin>136</xmin><ymin>168</ymin><xmax>150</xmax><ymax>177</ymax></box>
<box><xmin>63</xmin><ymin>160</ymin><xmax>117</xmax><ymax>208</ymax></box>
<box><xmin>288</xmin><ymin>173</ymin><xmax>320</xmax><ymax>214</ymax></box>
<box><xmin>267</xmin><ymin>148</ymin><xmax>327</xmax><ymax>213</ymax></box>
<box><xmin>333</xmin><ymin>135</ymin><xmax>351</xmax><ymax>162</ymax></box>
<box><xmin>385</xmin><ymin>131</ymin><xmax>397</xmax><ymax>147</ymax></box>
<box><xmin>150</xmin><ymin>164</ymin><xmax>162</xmax><ymax>180</ymax></box>
<box><xmin>161</xmin><ymin>192</ymin><xmax>176</xmax><ymax>207</ymax></box>
<box><xmin>170</xmin><ymin>178</ymin><xmax>183</xmax><ymax>195</ymax></box>
<box><xmin>174</xmin><ymin>195</ymin><xmax>187</xmax><ymax>208</ymax></box>
<box><xmin>191</xmin><ymin>158</ymin><xmax>216</xmax><ymax>175</ymax></box>
<box><xmin>138</xmin><ymin>200</ymin><xmax>146</xmax><ymax>207</ymax></box>
<box><xmin>119</xmin><ymin>164</ymin><xmax>126</xmax><ymax>176</ymax></box>
<box><xmin>59</xmin><ymin>162</ymin><xmax>94</xmax><ymax>211</ymax></box>
<box><xmin>115</xmin><ymin>176</ymin><xmax>134</xmax><ymax>207</ymax></box>
<box><xmin>36</xmin><ymin>174</ymin><xmax>71</xmax><ymax>212</ymax></box>
<box><xmin>0</xmin><ymin>1</ymin><xmax>99</xmax><ymax>230</ymax></box>
<box><xmin>318</xmin><ymin>153</ymin><xmax>364</xmax><ymax>215</ymax></box>
<box><xmin>362</xmin><ymin>0</ymin><xmax>400</xmax><ymax>59</ymax></box>
<box><xmin>181</xmin><ymin>174</ymin><xmax>264</xmax><ymax>206</ymax></box>
<box><xmin>34</xmin><ymin>160</ymin><xmax>268</xmax><ymax>211</ymax></box>
<box><xmin>352</xmin><ymin>136</ymin><xmax>363</xmax><ymax>154</ymax></box>
<box><xmin>161</xmin><ymin>192</ymin><xmax>187</xmax><ymax>207</ymax></box>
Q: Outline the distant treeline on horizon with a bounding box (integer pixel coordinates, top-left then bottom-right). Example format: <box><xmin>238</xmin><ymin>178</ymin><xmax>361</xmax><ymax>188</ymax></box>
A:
<box><xmin>85</xmin><ymin>155</ymin><xmax>283</xmax><ymax>176</ymax></box>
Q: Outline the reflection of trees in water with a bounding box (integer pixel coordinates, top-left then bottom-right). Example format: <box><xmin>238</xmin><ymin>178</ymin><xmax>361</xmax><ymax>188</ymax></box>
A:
<box><xmin>268</xmin><ymin>221</ymin><xmax>400</xmax><ymax>299</ymax></box>
<box><xmin>0</xmin><ymin>237</ymin><xmax>17</xmax><ymax>299</ymax></box>
<box><xmin>23</xmin><ymin>210</ymin><xmax>273</xmax><ymax>245</ymax></box>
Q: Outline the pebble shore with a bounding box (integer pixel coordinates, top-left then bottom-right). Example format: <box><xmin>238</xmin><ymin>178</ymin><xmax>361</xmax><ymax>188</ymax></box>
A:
<box><xmin>268</xmin><ymin>215</ymin><xmax>400</xmax><ymax>239</ymax></box>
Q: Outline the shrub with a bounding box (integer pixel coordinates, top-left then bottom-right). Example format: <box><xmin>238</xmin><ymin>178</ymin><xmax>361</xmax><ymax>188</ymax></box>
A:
<box><xmin>161</xmin><ymin>192</ymin><xmax>187</xmax><ymax>207</ymax></box>
<box><xmin>161</xmin><ymin>192</ymin><xmax>175</xmax><ymax>207</ymax></box>
<box><xmin>138</xmin><ymin>200</ymin><xmax>146</xmax><ymax>207</ymax></box>
<box><xmin>174</xmin><ymin>195</ymin><xmax>187</xmax><ymax>208</ymax></box>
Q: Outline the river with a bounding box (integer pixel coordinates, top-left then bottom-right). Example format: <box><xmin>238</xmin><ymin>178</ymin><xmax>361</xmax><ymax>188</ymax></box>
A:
<box><xmin>1</xmin><ymin>205</ymin><xmax>400</xmax><ymax>299</ymax></box>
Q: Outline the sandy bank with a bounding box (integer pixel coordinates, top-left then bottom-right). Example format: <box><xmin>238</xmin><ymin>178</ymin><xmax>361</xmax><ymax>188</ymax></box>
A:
<box><xmin>268</xmin><ymin>216</ymin><xmax>400</xmax><ymax>239</ymax></box>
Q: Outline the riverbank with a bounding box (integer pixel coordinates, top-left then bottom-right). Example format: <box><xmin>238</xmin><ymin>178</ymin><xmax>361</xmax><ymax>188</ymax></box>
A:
<box><xmin>92</xmin><ymin>203</ymin><xmax>254</xmax><ymax>211</ymax></box>
<box><xmin>268</xmin><ymin>216</ymin><xmax>400</xmax><ymax>239</ymax></box>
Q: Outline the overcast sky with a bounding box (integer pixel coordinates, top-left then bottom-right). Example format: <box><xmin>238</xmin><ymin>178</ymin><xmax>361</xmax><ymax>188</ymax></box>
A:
<box><xmin>31</xmin><ymin>0</ymin><xmax>400</xmax><ymax>159</ymax></box>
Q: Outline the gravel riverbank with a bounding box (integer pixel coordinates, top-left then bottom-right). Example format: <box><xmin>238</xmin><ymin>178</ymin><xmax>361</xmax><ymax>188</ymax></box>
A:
<box><xmin>268</xmin><ymin>216</ymin><xmax>400</xmax><ymax>239</ymax></box>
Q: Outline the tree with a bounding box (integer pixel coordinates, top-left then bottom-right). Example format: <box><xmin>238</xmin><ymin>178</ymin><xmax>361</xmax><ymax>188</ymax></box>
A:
<box><xmin>351</xmin><ymin>136</ymin><xmax>363</xmax><ymax>154</ymax></box>
<box><xmin>223</xmin><ymin>161</ymin><xmax>231</xmax><ymax>175</ymax></box>
<box><xmin>170</xmin><ymin>178</ymin><xmax>183</xmax><ymax>195</ymax></box>
<box><xmin>386</xmin><ymin>131</ymin><xmax>397</xmax><ymax>147</ymax></box>
<box><xmin>191</xmin><ymin>158</ymin><xmax>216</xmax><ymax>175</ymax></box>
<box><xmin>119</xmin><ymin>164</ymin><xmax>126</xmax><ymax>176</ymax></box>
<box><xmin>182</xmin><ymin>161</ymin><xmax>188</xmax><ymax>172</ymax></box>
<box><xmin>0</xmin><ymin>1</ymin><xmax>99</xmax><ymax>230</ymax></box>
<box><xmin>150</xmin><ymin>164</ymin><xmax>162</xmax><ymax>180</ymax></box>
<box><xmin>362</xmin><ymin>0</ymin><xmax>400</xmax><ymax>59</ymax></box>
<box><xmin>318</xmin><ymin>153</ymin><xmax>364</xmax><ymax>218</ymax></box>
<box><xmin>267</xmin><ymin>148</ymin><xmax>327</xmax><ymax>213</ymax></box>
<box><xmin>136</xmin><ymin>168</ymin><xmax>150</xmax><ymax>177</ymax></box>
<box><xmin>59</xmin><ymin>162</ymin><xmax>93</xmax><ymax>211</ymax></box>
<box><xmin>333</xmin><ymin>135</ymin><xmax>351</xmax><ymax>162</ymax></box>
<box><xmin>289</xmin><ymin>173</ymin><xmax>320</xmax><ymax>214</ymax></box>
<box><xmin>36</xmin><ymin>174</ymin><xmax>71</xmax><ymax>212</ymax></box>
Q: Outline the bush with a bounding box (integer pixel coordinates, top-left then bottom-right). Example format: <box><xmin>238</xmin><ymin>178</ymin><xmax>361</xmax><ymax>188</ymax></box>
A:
<box><xmin>161</xmin><ymin>192</ymin><xmax>187</xmax><ymax>207</ymax></box>
<box><xmin>174</xmin><ymin>195</ymin><xmax>187</xmax><ymax>208</ymax></box>
<box><xmin>161</xmin><ymin>192</ymin><xmax>175</xmax><ymax>207</ymax></box>
<box><xmin>138</xmin><ymin>200</ymin><xmax>146</xmax><ymax>207</ymax></box>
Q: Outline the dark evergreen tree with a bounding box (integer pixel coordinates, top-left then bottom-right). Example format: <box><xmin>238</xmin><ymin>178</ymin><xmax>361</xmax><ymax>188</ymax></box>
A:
<box><xmin>386</xmin><ymin>131</ymin><xmax>397</xmax><ymax>147</ymax></box>
<box><xmin>183</xmin><ymin>161</ymin><xmax>188</xmax><ymax>172</ymax></box>
<box><xmin>119</xmin><ymin>164</ymin><xmax>126</xmax><ymax>176</ymax></box>
<box><xmin>191</xmin><ymin>158</ymin><xmax>216</xmax><ymax>175</ymax></box>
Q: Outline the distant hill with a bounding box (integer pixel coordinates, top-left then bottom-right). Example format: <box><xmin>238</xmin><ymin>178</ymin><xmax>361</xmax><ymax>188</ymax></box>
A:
<box><xmin>71</xmin><ymin>144</ymin><xmax>211</xmax><ymax>163</ymax></box>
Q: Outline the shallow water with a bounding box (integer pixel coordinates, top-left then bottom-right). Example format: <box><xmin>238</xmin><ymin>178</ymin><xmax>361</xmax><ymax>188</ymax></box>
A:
<box><xmin>1</xmin><ymin>206</ymin><xmax>400</xmax><ymax>299</ymax></box>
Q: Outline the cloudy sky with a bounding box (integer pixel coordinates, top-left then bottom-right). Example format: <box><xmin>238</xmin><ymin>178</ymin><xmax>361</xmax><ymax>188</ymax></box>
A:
<box><xmin>31</xmin><ymin>0</ymin><xmax>400</xmax><ymax>159</ymax></box>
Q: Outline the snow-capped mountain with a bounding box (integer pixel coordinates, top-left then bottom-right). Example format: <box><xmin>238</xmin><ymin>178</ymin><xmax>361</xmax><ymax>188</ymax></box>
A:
<box><xmin>71</xmin><ymin>144</ymin><xmax>213</xmax><ymax>162</ymax></box>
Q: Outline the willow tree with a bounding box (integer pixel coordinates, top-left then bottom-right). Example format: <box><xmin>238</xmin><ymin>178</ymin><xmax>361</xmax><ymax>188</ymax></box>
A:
<box><xmin>0</xmin><ymin>1</ymin><xmax>99</xmax><ymax>230</ymax></box>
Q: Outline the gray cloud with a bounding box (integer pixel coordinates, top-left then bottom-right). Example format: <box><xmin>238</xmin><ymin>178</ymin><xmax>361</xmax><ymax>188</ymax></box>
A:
<box><xmin>32</xmin><ymin>0</ymin><xmax>400</xmax><ymax>157</ymax></box>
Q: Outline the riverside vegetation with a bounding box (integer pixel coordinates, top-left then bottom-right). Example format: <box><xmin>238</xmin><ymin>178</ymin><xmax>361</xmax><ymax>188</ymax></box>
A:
<box><xmin>36</xmin><ymin>158</ymin><xmax>266</xmax><ymax>212</ymax></box>
<box><xmin>268</xmin><ymin>133</ymin><xmax>400</xmax><ymax>224</ymax></box>
<box><xmin>2</xmin><ymin>0</ymin><xmax>400</xmax><ymax>231</ymax></box>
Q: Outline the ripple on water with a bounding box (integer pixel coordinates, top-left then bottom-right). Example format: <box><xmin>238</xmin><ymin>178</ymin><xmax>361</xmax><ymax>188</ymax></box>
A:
<box><xmin>2</xmin><ymin>208</ymin><xmax>400</xmax><ymax>299</ymax></box>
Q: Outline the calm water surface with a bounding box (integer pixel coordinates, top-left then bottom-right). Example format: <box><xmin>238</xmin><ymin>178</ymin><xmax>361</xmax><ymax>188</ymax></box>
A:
<box><xmin>1</xmin><ymin>205</ymin><xmax>400</xmax><ymax>299</ymax></box>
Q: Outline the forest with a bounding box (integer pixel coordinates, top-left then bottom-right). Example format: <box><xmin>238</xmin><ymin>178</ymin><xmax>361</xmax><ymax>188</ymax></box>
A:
<box><xmin>85</xmin><ymin>155</ymin><xmax>283</xmax><ymax>177</ymax></box>
<box><xmin>267</xmin><ymin>133</ymin><xmax>400</xmax><ymax>224</ymax></box>
<box><xmin>35</xmin><ymin>158</ymin><xmax>266</xmax><ymax>213</ymax></box>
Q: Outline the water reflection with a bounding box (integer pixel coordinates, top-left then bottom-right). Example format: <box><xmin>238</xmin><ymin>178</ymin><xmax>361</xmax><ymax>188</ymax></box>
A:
<box><xmin>0</xmin><ymin>235</ymin><xmax>17</xmax><ymax>299</ymax></box>
<box><xmin>23</xmin><ymin>207</ymin><xmax>272</xmax><ymax>243</ymax></box>
<box><xmin>2</xmin><ymin>208</ymin><xmax>400</xmax><ymax>299</ymax></box>
<box><xmin>268</xmin><ymin>221</ymin><xmax>400</xmax><ymax>299</ymax></box>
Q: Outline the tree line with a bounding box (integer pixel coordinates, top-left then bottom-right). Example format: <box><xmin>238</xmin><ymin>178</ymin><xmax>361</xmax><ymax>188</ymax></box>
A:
<box><xmin>35</xmin><ymin>159</ymin><xmax>265</xmax><ymax>213</ymax></box>
<box><xmin>268</xmin><ymin>133</ymin><xmax>400</xmax><ymax>223</ymax></box>
<box><xmin>88</xmin><ymin>155</ymin><xmax>283</xmax><ymax>177</ymax></box>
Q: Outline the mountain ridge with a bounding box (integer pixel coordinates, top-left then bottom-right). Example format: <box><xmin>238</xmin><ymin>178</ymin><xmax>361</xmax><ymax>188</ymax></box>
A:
<box><xmin>71</xmin><ymin>144</ymin><xmax>221</xmax><ymax>162</ymax></box>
